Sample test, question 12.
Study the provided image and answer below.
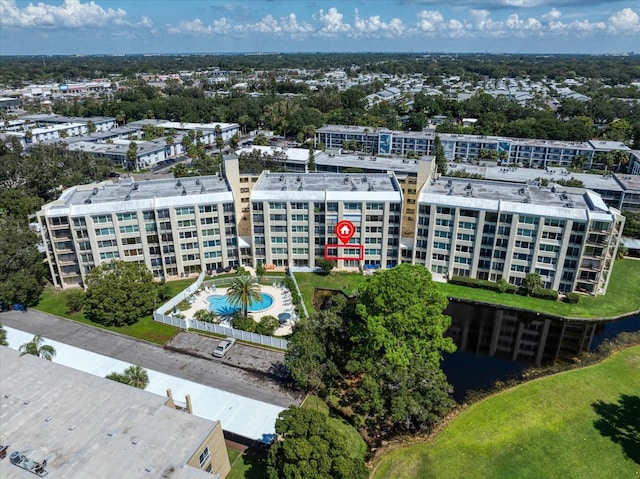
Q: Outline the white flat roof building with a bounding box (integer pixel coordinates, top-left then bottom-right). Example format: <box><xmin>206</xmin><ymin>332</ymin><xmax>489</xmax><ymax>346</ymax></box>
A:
<box><xmin>0</xmin><ymin>347</ymin><xmax>230</xmax><ymax>479</ymax></box>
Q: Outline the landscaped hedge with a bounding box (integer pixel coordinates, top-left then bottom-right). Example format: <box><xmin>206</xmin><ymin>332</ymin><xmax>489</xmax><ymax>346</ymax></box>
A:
<box><xmin>563</xmin><ymin>292</ymin><xmax>580</xmax><ymax>304</ymax></box>
<box><xmin>530</xmin><ymin>287</ymin><xmax>559</xmax><ymax>301</ymax></box>
<box><xmin>449</xmin><ymin>276</ymin><xmax>517</xmax><ymax>294</ymax></box>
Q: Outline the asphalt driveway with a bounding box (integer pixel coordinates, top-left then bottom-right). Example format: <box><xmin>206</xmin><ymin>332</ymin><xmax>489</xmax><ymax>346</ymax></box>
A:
<box><xmin>0</xmin><ymin>309</ymin><xmax>301</xmax><ymax>408</ymax></box>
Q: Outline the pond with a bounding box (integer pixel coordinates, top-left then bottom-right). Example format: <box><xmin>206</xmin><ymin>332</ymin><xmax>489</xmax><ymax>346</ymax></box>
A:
<box><xmin>442</xmin><ymin>300</ymin><xmax>640</xmax><ymax>401</ymax></box>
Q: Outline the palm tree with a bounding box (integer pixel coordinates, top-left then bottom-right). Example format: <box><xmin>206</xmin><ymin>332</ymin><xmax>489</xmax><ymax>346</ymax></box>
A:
<box><xmin>18</xmin><ymin>335</ymin><xmax>56</xmax><ymax>361</ymax></box>
<box><xmin>124</xmin><ymin>365</ymin><xmax>149</xmax><ymax>389</ymax></box>
<box><xmin>226</xmin><ymin>275</ymin><xmax>262</xmax><ymax>319</ymax></box>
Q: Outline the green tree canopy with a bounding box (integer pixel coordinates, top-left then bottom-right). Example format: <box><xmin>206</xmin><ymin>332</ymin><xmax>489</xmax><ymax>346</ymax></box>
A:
<box><xmin>267</xmin><ymin>406</ymin><xmax>368</xmax><ymax>479</ymax></box>
<box><xmin>84</xmin><ymin>261</ymin><xmax>158</xmax><ymax>326</ymax></box>
<box><xmin>0</xmin><ymin>215</ymin><xmax>47</xmax><ymax>307</ymax></box>
<box><xmin>19</xmin><ymin>335</ymin><xmax>56</xmax><ymax>361</ymax></box>
<box><xmin>0</xmin><ymin>322</ymin><xmax>7</xmax><ymax>346</ymax></box>
<box><xmin>226</xmin><ymin>274</ymin><xmax>262</xmax><ymax>319</ymax></box>
<box><xmin>286</xmin><ymin>265</ymin><xmax>456</xmax><ymax>437</ymax></box>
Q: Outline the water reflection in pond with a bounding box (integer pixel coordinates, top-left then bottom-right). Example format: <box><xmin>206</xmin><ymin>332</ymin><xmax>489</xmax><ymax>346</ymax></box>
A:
<box><xmin>442</xmin><ymin>300</ymin><xmax>640</xmax><ymax>401</ymax></box>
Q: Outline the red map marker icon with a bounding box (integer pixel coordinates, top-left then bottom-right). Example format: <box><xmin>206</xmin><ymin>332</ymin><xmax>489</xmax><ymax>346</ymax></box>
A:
<box><xmin>336</xmin><ymin>220</ymin><xmax>355</xmax><ymax>244</ymax></box>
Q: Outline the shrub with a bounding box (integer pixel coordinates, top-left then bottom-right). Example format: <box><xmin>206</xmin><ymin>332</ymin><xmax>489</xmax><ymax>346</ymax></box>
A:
<box><xmin>530</xmin><ymin>287</ymin><xmax>559</xmax><ymax>301</ymax></box>
<box><xmin>65</xmin><ymin>290</ymin><xmax>85</xmax><ymax>313</ymax></box>
<box><xmin>564</xmin><ymin>292</ymin><xmax>581</xmax><ymax>304</ymax></box>
<box><xmin>256</xmin><ymin>315</ymin><xmax>280</xmax><ymax>335</ymax></box>
<box><xmin>449</xmin><ymin>275</ymin><xmax>517</xmax><ymax>294</ymax></box>
<box><xmin>232</xmin><ymin>312</ymin><xmax>257</xmax><ymax>332</ymax></box>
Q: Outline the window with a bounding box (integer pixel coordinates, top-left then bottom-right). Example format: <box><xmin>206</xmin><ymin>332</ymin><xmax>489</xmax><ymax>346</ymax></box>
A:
<box><xmin>92</xmin><ymin>215</ymin><xmax>111</xmax><ymax>224</ymax></box>
<box><xmin>201</xmin><ymin>217</ymin><xmax>219</xmax><ymax>225</ymax></box>
<box><xmin>157</xmin><ymin>209</ymin><xmax>170</xmax><ymax>219</ymax></box>
<box><xmin>344</xmin><ymin>202</ymin><xmax>361</xmax><ymax>211</ymax></box>
<box><xmin>179</xmin><ymin>231</ymin><xmax>198</xmax><ymax>239</ymax></box>
<box><xmin>436</xmin><ymin>207</ymin><xmax>452</xmax><ymax>215</ymax></box>
<box><xmin>544</xmin><ymin>218</ymin><xmax>565</xmax><ymax>227</ymax></box>
<box><xmin>291</xmin><ymin>214</ymin><xmax>308</xmax><ymax>222</ymax></box>
<box><xmin>201</xmin><ymin>228</ymin><xmax>219</xmax><ymax>237</ymax></box>
<box><xmin>458</xmin><ymin>221</ymin><xmax>476</xmax><ymax>230</ymax></box>
<box><xmin>99</xmin><ymin>251</ymin><xmax>120</xmax><ymax>260</ymax></box>
<box><xmin>175</xmin><ymin>207</ymin><xmax>195</xmax><ymax>215</ymax></box>
<box><xmin>518</xmin><ymin>215</ymin><xmax>537</xmax><ymax>224</ymax></box>
<box><xmin>98</xmin><ymin>239</ymin><xmax>117</xmax><ymax>248</ymax></box>
<box><xmin>119</xmin><ymin>225</ymin><xmax>139</xmax><ymax>234</ymax></box>
<box><xmin>436</xmin><ymin>218</ymin><xmax>452</xmax><ymax>227</ymax></box>
<box><xmin>291</xmin><ymin>225</ymin><xmax>308</xmax><ymax>232</ymax></box>
<box><xmin>269</xmin><ymin>202</ymin><xmax>286</xmax><ymax>209</ymax></box>
<box><xmin>95</xmin><ymin>227</ymin><xmax>115</xmax><ymax>236</ymax></box>
<box><xmin>199</xmin><ymin>205</ymin><xmax>217</xmax><ymax>213</ymax></box>
<box><xmin>177</xmin><ymin>219</ymin><xmax>196</xmax><ymax>228</ymax></box>
<box><xmin>366</xmin><ymin>202</ymin><xmax>384</xmax><ymax>210</ymax></box>
<box><xmin>116</xmin><ymin>212</ymin><xmax>137</xmax><ymax>221</ymax></box>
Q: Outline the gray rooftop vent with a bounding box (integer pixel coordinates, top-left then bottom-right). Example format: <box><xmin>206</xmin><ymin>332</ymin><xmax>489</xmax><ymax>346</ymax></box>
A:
<box><xmin>281</xmin><ymin>186</ymin><xmax>287</xmax><ymax>191</ymax></box>
<box><xmin>176</xmin><ymin>180</ymin><xmax>182</xmax><ymax>187</ymax></box>
<box><xmin>124</xmin><ymin>194</ymin><xmax>131</xmax><ymax>201</ymax></box>
<box><xmin>465</xmin><ymin>183</ymin><xmax>472</xmax><ymax>190</ymax></box>
<box><xmin>195</xmin><ymin>178</ymin><xmax>201</xmax><ymax>185</ymax></box>
<box><xmin>298</xmin><ymin>183</ymin><xmax>304</xmax><ymax>191</ymax></box>
<box><xmin>362</xmin><ymin>176</ymin><xmax>368</xmax><ymax>182</ymax></box>
<box><xmin>181</xmin><ymin>187</ymin><xmax>187</xmax><ymax>196</ymax></box>
<box><xmin>132</xmin><ymin>183</ymin><xmax>139</xmax><ymax>190</ymax></box>
<box><xmin>368</xmin><ymin>183</ymin><xmax>374</xmax><ymax>191</ymax></box>
<box><xmin>200</xmin><ymin>185</ymin><xmax>206</xmax><ymax>194</ymax></box>
<box><xmin>92</xmin><ymin>187</ymin><xmax>98</xmax><ymax>195</ymax></box>
<box><xmin>351</xmin><ymin>183</ymin><xmax>358</xmax><ymax>191</ymax></box>
<box><xmin>344</xmin><ymin>176</ymin><xmax>350</xmax><ymax>184</ymax></box>
<box><xmin>84</xmin><ymin>198</ymin><xmax>92</xmax><ymax>204</ymax></box>
<box><xmin>296</xmin><ymin>175</ymin><xmax>301</xmax><ymax>182</ymax></box>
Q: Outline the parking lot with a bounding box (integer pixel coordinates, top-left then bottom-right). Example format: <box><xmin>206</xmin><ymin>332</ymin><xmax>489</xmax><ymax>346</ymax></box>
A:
<box><xmin>0</xmin><ymin>310</ymin><xmax>301</xmax><ymax>408</ymax></box>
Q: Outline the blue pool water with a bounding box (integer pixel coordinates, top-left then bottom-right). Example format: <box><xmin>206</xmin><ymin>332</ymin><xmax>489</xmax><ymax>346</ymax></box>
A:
<box><xmin>208</xmin><ymin>293</ymin><xmax>274</xmax><ymax>315</ymax></box>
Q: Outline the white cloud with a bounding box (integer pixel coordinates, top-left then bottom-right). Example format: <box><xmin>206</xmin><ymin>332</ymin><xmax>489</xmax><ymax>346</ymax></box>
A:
<box><xmin>167</xmin><ymin>18</ymin><xmax>213</xmax><ymax>35</ymax></box>
<box><xmin>162</xmin><ymin>5</ymin><xmax>640</xmax><ymax>44</ymax></box>
<box><xmin>0</xmin><ymin>0</ymin><xmax>129</xmax><ymax>28</ymax></box>
<box><xmin>316</xmin><ymin>7</ymin><xmax>351</xmax><ymax>36</ymax></box>
<box><xmin>608</xmin><ymin>8</ymin><xmax>640</xmax><ymax>34</ymax></box>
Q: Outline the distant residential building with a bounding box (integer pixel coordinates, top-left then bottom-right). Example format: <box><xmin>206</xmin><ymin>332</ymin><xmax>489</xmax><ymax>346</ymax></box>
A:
<box><xmin>316</xmin><ymin>124</ymin><xmax>633</xmax><ymax>170</ymax></box>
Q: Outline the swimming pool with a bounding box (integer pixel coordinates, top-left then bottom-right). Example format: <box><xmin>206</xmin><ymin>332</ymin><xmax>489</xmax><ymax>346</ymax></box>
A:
<box><xmin>208</xmin><ymin>293</ymin><xmax>274</xmax><ymax>315</ymax></box>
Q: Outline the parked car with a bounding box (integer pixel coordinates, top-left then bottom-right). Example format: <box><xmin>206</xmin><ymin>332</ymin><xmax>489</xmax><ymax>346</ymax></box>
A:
<box><xmin>213</xmin><ymin>337</ymin><xmax>236</xmax><ymax>358</ymax></box>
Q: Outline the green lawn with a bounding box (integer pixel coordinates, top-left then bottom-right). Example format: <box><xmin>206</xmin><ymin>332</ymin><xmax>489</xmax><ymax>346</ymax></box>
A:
<box><xmin>372</xmin><ymin>346</ymin><xmax>640</xmax><ymax>479</ymax></box>
<box><xmin>302</xmin><ymin>394</ymin><xmax>368</xmax><ymax>460</ymax></box>
<box><xmin>295</xmin><ymin>259</ymin><xmax>640</xmax><ymax>319</ymax></box>
<box><xmin>34</xmin><ymin>285</ymin><xmax>180</xmax><ymax>345</ymax></box>
<box><xmin>437</xmin><ymin>258</ymin><xmax>640</xmax><ymax>318</ymax></box>
<box><xmin>226</xmin><ymin>448</ymin><xmax>267</xmax><ymax>479</ymax></box>
<box><xmin>294</xmin><ymin>271</ymin><xmax>369</xmax><ymax>313</ymax></box>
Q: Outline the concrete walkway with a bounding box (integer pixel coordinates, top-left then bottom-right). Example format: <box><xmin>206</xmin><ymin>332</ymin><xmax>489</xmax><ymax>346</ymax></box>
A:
<box><xmin>0</xmin><ymin>309</ymin><xmax>301</xmax><ymax>408</ymax></box>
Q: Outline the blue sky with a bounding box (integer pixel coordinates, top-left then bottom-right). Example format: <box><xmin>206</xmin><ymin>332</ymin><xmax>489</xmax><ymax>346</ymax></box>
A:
<box><xmin>1</xmin><ymin>0</ymin><xmax>639</xmax><ymax>55</ymax></box>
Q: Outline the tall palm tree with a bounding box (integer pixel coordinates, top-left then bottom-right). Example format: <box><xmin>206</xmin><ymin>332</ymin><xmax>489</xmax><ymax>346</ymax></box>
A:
<box><xmin>124</xmin><ymin>365</ymin><xmax>149</xmax><ymax>389</ymax></box>
<box><xmin>226</xmin><ymin>275</ymin><xmax>262</xmax><ymax>319</ymax></box>
<box><xmin>18</xmin><ymin>335</ymin><xmax>56</xmax><ymax>361</ymax></box>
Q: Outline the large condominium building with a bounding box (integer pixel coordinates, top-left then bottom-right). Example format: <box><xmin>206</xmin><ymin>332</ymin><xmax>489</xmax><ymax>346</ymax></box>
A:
<box><xmin>316</xmin><ymin>125</ymin><xmax>634</xmax><ymax>171</ymax></box>
<box><xmin>38</xmin><ymin>158</ymin><xmax>624</xmax><ymax>296</ymax></box>
<box><xmin>249</xmin><ymin>171</ymin><xmax>404</xmax><ymax>270</ymax></box>
<box><xmin>411</xmin><ymin>178</ymin><xmax>625</xmax><ymax>295</ymax></box>
<box><xmin>38</xmin><ymin>175</ymin><xmax>239</xmax><ymax>289</ymax></box>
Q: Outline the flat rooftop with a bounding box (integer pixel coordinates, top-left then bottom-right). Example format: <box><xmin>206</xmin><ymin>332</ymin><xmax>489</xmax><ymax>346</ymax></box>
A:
<box><xmin>420</xmin><ymin>177</ymin><xmax>613</xmax><ymax>220</ymax></box>
<box><xmin>63</xmin><ymin>175</ymin><xmax>230</xmax><ymax>206</ymax></box>
<box><xmin>451</xmin><ymin>164</ymin><xmax>625</xmax><ymax>192</ymax></box>
<box><xmin>43</xmin><ymin>176</ymin><xmax>233</xmax><ymax>217</ymax></box>
<box><xmin>0</xmin><ymin>347</ymin><xmax>216</xmax><ymax>479</ymax></box>
<box><xmin>316</xmin><ymin>152</ymin><xmax>426</xmax><ymax>174</ymax></box>
<box><xmin>251</xmin><ymin>171</ymin><xmax>402</xmax><ymax>202</ymax></box>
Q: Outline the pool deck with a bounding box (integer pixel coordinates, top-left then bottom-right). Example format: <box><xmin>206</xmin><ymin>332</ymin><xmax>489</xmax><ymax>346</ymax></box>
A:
<box><xmin>181</xmin><ymin>283</ymin><xmax>298</xmax><ymax>336</ymax></box>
